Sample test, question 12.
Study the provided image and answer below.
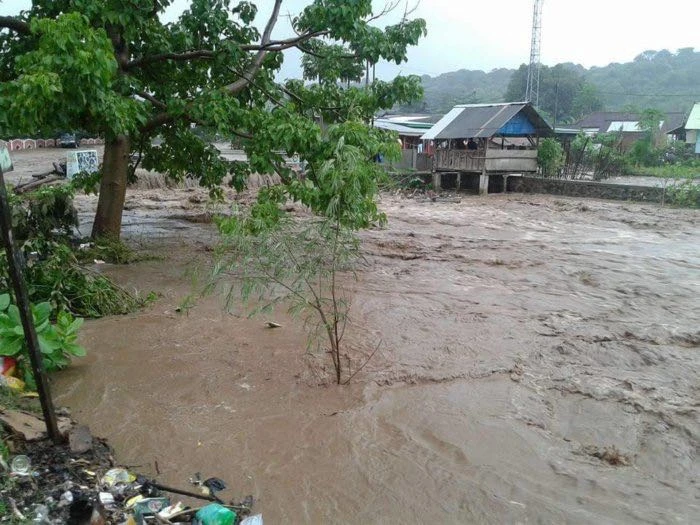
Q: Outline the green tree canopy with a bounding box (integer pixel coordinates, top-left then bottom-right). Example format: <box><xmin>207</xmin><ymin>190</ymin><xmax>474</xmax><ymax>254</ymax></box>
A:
<box><xmin>301</xmin><ymin>39</ymin><xmax>365</xmax><ymax>86</ymax></box>
<box><xmin>504</xmin><ymin>63</ymin><xmax>603</xmax><ymax>124</ymax></box>
<box><xmin>403</xmin><ymin>48</ymin><xmax>699</xmax><ymax>116</ymax></box>
<box><xmin>0</xmin><ymin>1</ymin><xmax>426</xmax><ymax>237</ymax></box>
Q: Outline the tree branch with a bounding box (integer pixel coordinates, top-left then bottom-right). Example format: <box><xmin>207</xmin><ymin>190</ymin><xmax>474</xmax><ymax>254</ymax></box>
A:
<box><xmin>139</xmin><ymin>104</ymin><xmax>253</xmax><ymax>141</ymax></box>
<box><xmin>125</xmin><ymin>31</ymin><xmax>323</xmax><ymax>71</ymax></box>
<box><xmin>368</xmin><ymin>0</ymin><xmax>402</xmax><ymax>22</ymax></box>
<box><xmin>239</xmin><ymin>30</ymin><xmax>327</xmax><ymax>51</ymax></box>
<box><xmin>0</xmin><ymin>16</ymin><xmax>30</xmax><ymax>35</ymax></box>
<box><xmin>107</xmin><ymin>25</ymin><xmax>129</xmax><ymax>70</ymax></box>
<box><xmin>139</xmin><ymin>0</ymin><xmax>289</xmax><ymax>133</ymax></box>
<box><xmin>126</xmin><ymin>49</ymin><xmax>214</xmax><ymax>70</ymax></box>
<box><xmin>297</xmin><ymin>42</ymin><xmax>359</xmax><ymax>61</ymax></box>
<box><xmin>225</xmin><ymin>0</ymin><xmax>283</xmax><ymax>94</ymax></box>
<box><xmin>135</xmin><ymin>90</ymin><xmax>167</xmax><ymax>110</ymax></box>
<box><xmin>230</xmin><ymin>129</ymin><xmax>254</xmax><ymax>140</ymax></box>
<box><xmin>140</xmin><ymin>111</ymin><xmax>175</xmax><ymax>134</ymax></box>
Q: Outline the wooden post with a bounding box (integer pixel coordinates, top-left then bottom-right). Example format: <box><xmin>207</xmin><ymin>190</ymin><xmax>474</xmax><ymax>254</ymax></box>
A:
<box><xmin>0</xmin><ymin>167</ymin><xmax>61</xmax><ymax>444</ymax></box>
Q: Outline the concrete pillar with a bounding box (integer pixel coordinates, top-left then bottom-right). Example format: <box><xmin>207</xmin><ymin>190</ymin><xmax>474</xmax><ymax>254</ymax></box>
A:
<box><xmin>432</xmin><ymin>172</ymin><xmax>442</xmax><ymax>191</ymax></box>
<box><xmin>479</xmin><ymin>173</ymin><xmax>489</xmax><ymax>195</ymax></box>
<box><xmin>503</xmin><ymin>175</ymin><xmax>509</xmax><ymax>193</ymax></box>
<box><xmin>456</xmin><ymin>172</ymin><xmax>461</xmax><ymax>191</ymax></box>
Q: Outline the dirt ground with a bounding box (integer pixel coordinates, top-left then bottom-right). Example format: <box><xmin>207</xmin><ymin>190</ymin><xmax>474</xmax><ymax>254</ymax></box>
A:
<box><xmin>6</xmin><ymin>148</ymin><xmax>700</xmax><ymax>523</ymax></box>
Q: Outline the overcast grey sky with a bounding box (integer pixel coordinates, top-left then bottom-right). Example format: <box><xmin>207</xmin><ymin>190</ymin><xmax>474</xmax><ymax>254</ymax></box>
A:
<box><xmin>2</xmin><ymin>0</ymin><xmax>699</xmax><ymax>79</ymax></box>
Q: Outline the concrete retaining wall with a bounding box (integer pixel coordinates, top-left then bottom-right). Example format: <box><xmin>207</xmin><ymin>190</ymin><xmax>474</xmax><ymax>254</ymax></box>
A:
<box><xmin>509</xmin><ymin>176</ymin><xmax>668</xmax><ymax>204</ymax></box>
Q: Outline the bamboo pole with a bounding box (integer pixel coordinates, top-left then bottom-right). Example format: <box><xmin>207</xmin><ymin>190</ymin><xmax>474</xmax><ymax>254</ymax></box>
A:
<box><xmin>0</xmin><ymin>167</ymin><xmax>60</xmax><ymax>444</ymax></box>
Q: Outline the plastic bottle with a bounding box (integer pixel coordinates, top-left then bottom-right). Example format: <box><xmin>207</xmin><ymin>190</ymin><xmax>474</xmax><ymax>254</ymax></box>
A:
<box><xmin>240</xmin><ymin>514</ymin><xmax>263</xmax><ymax>525</ymax></box>
<box><xmin>10</xmin><ymin>455</ymin><xmax>31</xmax><ymax>475</ymax></box>
<box><xmin>32</xmin><ymin>504</ymin><xmax>50</xmax><ymax>524</ymax></box>
<box><xmin>193</xmin><ymin>503</ymin><xmax>236</xmax><ymax>525</ymax></box>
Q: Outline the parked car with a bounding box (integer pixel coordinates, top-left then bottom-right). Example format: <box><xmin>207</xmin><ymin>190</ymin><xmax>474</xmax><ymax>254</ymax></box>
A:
<box><xmin>59</xmin><ymin>133</ymin><xmax>79</xmax><ymax>148</ymax></box>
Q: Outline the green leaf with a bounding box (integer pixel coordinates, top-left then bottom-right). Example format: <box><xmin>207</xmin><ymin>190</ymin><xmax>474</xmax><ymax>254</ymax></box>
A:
<box><xmin>0</xmin><ymin>336</ymin><xmax>24</xmax><ymax>356</ymax></box>
<box><xmin>32</xmin><ymin>302</ymin><xmax>52</xmax><ymax>325</ymax></box>
<box><xmin>7</xmin><ymin>305</ymin><xmax>21</xmax><ymax>325</ymax></box>
<box><xmin>64</xmin><ymin>343</ymin><xmax>87</xmax><ymax>357</ymax></box>
<box><xmin>35</xmin><ymin>318</ymin><xmax>50</xmax><ymax>334</ymax></box>
<box><xmin>38</xmin><ymin>332</ymin><xmax>62</xmax><ymax>354</ymax></box>
<box><xmin>66</xmin><ymin>317</ymin><xmax>84</xmax><ymax>335</ymax></box>
<box><xmin>0</xmin><ymin>294</ymin><xmax>10</xmax><ymax>311</ymax></box>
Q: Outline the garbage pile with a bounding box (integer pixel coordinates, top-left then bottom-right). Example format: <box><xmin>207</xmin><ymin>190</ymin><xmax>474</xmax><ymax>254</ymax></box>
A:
<box><xmin>0</xmin><ymin>409</ymin><xmax>261</xmax><ymax>524</ymax></box>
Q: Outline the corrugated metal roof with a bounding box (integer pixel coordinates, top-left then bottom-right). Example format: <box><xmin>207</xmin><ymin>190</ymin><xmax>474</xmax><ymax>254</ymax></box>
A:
<box><xmin>421</xmin><ymin>106</ymin><xmax>465</xmax><ymax>140</ymax></box>
<box><xmin>607</xmin><ymin>121</ymin><xmax>642</xmax><ymax>133</ymax></box>
<box><xmin>574</xmin><ymin>111</ymin><xmax>688</xmax><ymax>134</ymax></box>
<box><xmin>554</xmin><ymin>127</ymin><xmax>581</xmax><ymax>135</ymax></box>
<box><xmin>373</xmin><ymin>119</ymin><xmax>429</xmax><ymax>136</ymax></box>
<box><xmin>376</xmin><ymin>113</ymin><xmax>444</xmax><ymax>124</ymax></box>
<box><xmin>686</xmin><ymin>103</ymin><xmax>700</xmax><ymax>130</ymax></box>
<box><xmin>421</xmin><ymin>102</ymin><xmax>551</xmax><ymax>140</ymax></box>
<box><xmin>662</xmin><ymin>112</ymin><xmax>687</xmax><ymax>134</ymax></box>
<box><xmin>574</xmin><ymin>111</ymin><xmax>640</xmax><ymax>130</ymax></box>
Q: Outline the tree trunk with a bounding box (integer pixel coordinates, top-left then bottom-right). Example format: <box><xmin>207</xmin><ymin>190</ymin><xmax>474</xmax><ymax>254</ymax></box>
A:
<box><xmin>91</xmin><ymin>135</ymin><xmax>130</xmax><ymax>239</ymax></box>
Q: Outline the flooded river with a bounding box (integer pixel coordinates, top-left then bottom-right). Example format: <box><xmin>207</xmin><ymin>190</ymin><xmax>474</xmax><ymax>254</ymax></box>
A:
<box><xmin>52</xmin><ymin>191</ymin><xmax>699</xmax><ymax>523</ymax></box>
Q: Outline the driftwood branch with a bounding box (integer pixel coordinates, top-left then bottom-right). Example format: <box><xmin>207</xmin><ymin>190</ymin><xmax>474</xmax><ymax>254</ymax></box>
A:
<box><xmin>14</xmin><ymin>175</ymin><xmax>63</xmax><ymax>194</ymax></box>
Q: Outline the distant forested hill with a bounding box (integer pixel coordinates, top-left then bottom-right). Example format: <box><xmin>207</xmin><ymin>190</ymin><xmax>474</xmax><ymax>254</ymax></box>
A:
<box><xmin>398</xmin><ymin>48</ymin><xmax>700</xmax><ymax>120</ymax></box>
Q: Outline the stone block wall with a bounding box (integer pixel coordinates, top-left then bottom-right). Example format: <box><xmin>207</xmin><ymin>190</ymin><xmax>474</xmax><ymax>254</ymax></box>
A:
<box><xmin>509</xmin><ymin>177</ymin><xmax>667</xmax><ymax>204</ymax></box>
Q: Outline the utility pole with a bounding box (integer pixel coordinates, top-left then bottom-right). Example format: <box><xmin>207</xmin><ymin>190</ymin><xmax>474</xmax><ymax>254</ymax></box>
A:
<box><xmin>525</xmin><ymin>0</ymin><xmax>544</xmax><ymax>107</ymax></box>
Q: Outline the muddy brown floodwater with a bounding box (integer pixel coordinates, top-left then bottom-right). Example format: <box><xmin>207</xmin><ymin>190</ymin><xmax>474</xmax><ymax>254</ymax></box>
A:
<box><xmin>23</xmin><ymin>163</ymin><xmax>694</xmax><ymax>523</ymax></box>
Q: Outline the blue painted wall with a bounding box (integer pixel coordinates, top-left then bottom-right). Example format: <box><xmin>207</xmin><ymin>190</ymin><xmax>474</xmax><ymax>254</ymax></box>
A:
<box><xmin>498</xmin><ymin>112</ymin><xmax>536</xmax><ymax>136</ymax></box>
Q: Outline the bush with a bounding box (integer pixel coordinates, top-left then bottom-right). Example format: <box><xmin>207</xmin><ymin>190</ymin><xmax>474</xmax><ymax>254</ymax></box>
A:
<box><xmin>665</xmin><ymin>179</ymin><xmax>700</xmax><ymax>208</ymax></box>
<box><xmin>8</xmin><ymin>184</ymin><xmax>78</xmax><ymax>241</ymax></box>
<box><xmin>537</xmin><ymin>138</ymin><xmax>565</xmax><ymax>177</ymax></box>
<box><xmin>0</xmin><ymin>293</ymin><xmax>86</xmax><ymax>388</ymax></box>
<box><xmin>210</xmin><ymin>215</ymin><xmax>366</xmax><ymax>385</ymax></box>
<box><xmin>628</xmin><ymin>137</ymin><xmax>656</xmax><ymax>167</ymax></box>
<box><xmin>8</xmin><ymin>242</ymin><xmax>145</xmax><ymax>317</ymax></box>
<box><xmin>567</xmin><ymin>132</ymin><xmax>630</xmax><ymax>179</ymax></box>
<box><xmin>656</xmin><ymin>141</ymin><xmax>695</xmax><ymax>166</ymax></box>
<box><xmin>1</xmin><ymin>184</ymin><xmax>146</xmax><ymax>318</ymax></box>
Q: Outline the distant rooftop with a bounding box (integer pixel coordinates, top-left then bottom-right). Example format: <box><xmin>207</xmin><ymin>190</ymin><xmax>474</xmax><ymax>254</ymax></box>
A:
<box><xmin>575</xmin><ymin>111</ymin><xmax>688</xmax><ymax>134</ymax></box>
<box><xmin>686</xmin><ymin>102</ymin><xmax>700</xmax><ymax>130</ymax></box>
<box><xmin>375</xmin><ymin>113</ymin><xmax>443</xmax><ymax>125</ymax></box>
<box><xmin>373</xmin><ymin>118</ymin><xmax>432</xmax><ymax>136</ymax></box>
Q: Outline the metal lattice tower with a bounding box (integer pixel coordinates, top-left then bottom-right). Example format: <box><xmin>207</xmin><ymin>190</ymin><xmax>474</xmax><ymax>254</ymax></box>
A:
<box><xmin>525</xmin><ymin>0</ymin><xmax>544</xmax><ymax>106</ymax></box>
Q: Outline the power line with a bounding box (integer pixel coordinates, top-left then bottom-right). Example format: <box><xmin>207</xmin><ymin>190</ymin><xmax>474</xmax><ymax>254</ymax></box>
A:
<box><xmin>595</xmin><ymin>91</ymin><xmax>700</xmax><ymax>97</ymax></box>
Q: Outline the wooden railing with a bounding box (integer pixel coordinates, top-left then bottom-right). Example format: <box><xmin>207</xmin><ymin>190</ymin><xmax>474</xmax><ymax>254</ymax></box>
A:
<box><xmin>435</xmin><ymin>148</ymin><xmax>538</xmax><ymax>173</ymax></box>
<box><xmin>435</xmin><ymin>149</ymin><xmax>485</xmax><ymax>171</ymax></box>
